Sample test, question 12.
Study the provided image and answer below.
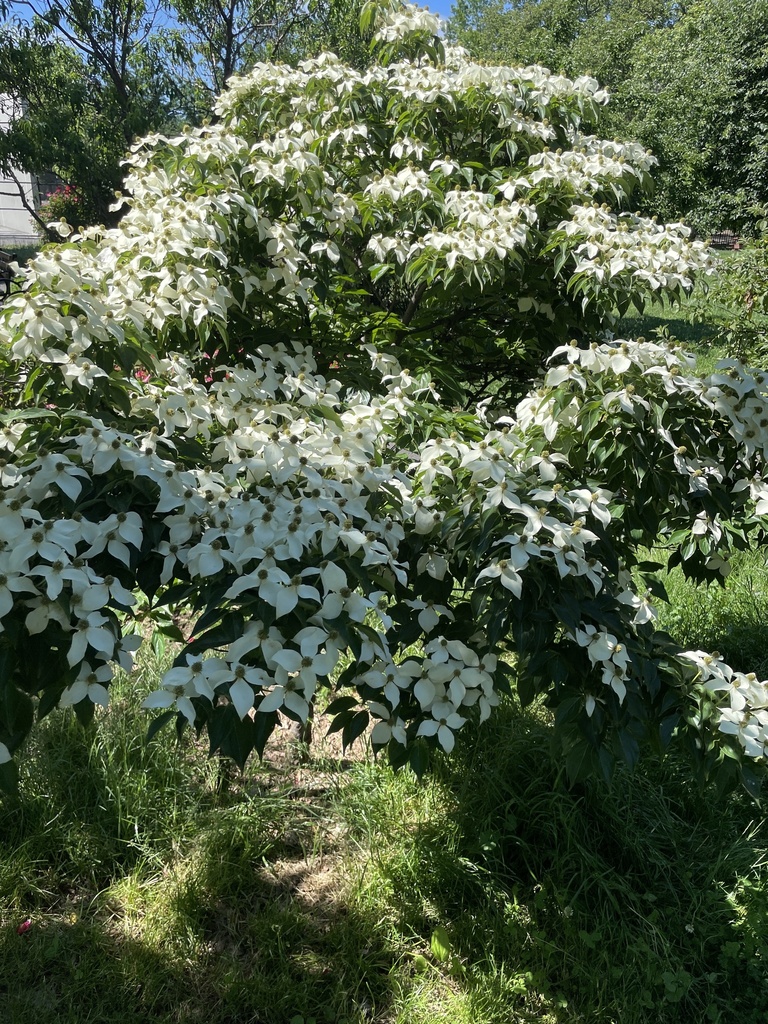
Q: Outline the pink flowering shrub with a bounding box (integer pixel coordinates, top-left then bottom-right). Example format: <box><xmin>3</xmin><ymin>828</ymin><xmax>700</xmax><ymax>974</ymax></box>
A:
<box><xmin>36</xmin><ymin>185</ymin><xmax>101</xmax><ymax>238</ymax></box>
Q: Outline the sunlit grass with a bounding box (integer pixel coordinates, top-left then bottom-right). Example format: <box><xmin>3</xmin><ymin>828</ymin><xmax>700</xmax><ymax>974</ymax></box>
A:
<box><xmin>653</xmin><ymin>548</ymin><xmax>768</xmax><ymax>678</ymax></box>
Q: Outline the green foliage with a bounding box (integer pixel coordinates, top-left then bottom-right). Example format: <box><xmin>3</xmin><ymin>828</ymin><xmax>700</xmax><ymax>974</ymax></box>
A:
<box><xmin>0</xmin><ymin>13</ymin><xmax>176</xmax><ymax>228</ymax></box>
<box><xmin>450</xmin><ymin>0</ymin><xmax>768</xmax><ymax>234</ymax></box>
<box><xmin>449</xmin><ymin>0</ymin><xmax>674</xmax><ymax>75</ymax></box>
<box><xmin>690</xmin><ymin>233</ymin><xmax>768</xmax><ymax>365</ymax></box>
<box><xmin>611</xmin><ymin>0</ymin><xmax>768</xmax><ymax>233</ymax></box>
<box><xmin>0</xmin><ymin>4</ymin><xmax>763</xmax><ymax>794</ymax></box>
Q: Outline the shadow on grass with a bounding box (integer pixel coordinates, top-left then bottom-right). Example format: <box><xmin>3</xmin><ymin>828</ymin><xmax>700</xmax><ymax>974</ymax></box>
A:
<box><xmin>4</xmin><ymin>698</ymin><xmax>768</xmax><ymax>1024</ymax></box>
<box><xmin>616</xmin><ymin>312</ymin><xmax>718</xmax><ymax>348</ymax></box>
<box><xmin>0</xmin><ymin>858</ymin><xmax>397</xmax><ymax>1024</ymax></box>
<box><xmin>340</xmin><ymin>704</ymin><xmax>768</xmax><ymax>1024</ymax></box>
<box><xmin>0</xmin><ymin>708</ymin><xmax>399</xmax><ymax>1024</ymax></box>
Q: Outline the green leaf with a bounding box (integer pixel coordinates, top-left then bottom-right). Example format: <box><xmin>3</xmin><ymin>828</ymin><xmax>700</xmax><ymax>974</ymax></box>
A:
<box><xmin>740</xmin><ymin>764</ymin><xmax>763</xmax><ymax>800</ymax></box>
<box><xmin>155</xmin><ymin>621</ymin><xmax>187</xmax><ymax>643</ymax></box>
<box><xmin>409</xmin><ymin>739</ymin><xmax>430</xmax><ymax>778</ymax></box>
<box><xmin>324</xmin><ymin>695</ymin><xmax>359</xmax><ymax>717</ymax></box>
<box><xmin>72</xmin><ymin>697</ymin><xmax>96</xmax><ymax>728</ymax></box>
<box><xmin>251</xmin><ymin>709</ymin><xmax>279</xmax><ymax>759</ymax></box>
<box><xmin>617</xmin><ymin>729</ymin><xmax>640</xmax><ymax>769</ymax></box>
<box><xmin>136</xmin><ymin>557</ymin><xmax>164</xmax><ymax>602</ymax></box>
<box><xmin>0</xmin><ymin>407</ymin><xmax>58</xmax><ymax>424</ymax></box>
<box><xmin>146</xmin><ymin>710</ymin><xmax>176</xmax><ymax>743</ymax></box>
<box><xmin>184</xmin><ymin>612</ymin><xmax>245</xmax><ymax>655</ymax></box>
<box><xmin>326</xmin><ymin>709</ymin><xmax>353</xmax><ymax>735</ymax></box>
<box><xmin>554</xmin><ymin>696</ymin><xmax>583</xmax><ymax>728</ymax></box>
<box><xmin>155</xmin><ymin>582</ymin><xmax>196</xmax><ymax>608</ymax></box>
<box><xmin>0</xmin><ymin>646</ymin><xmax>16</xmax><ymax>690</ymax></box>
<box><xmin>430</xmin><ymin>926</ymin><xmax>452</xmax><ymax>962</ymax></box>
<box><xmin>516</xmin><ymin>670</ymin><xmax>537</xmax><ymax>708</ymax></box>
<box><xmin>0</xmin><ymin>673</ymin><xmax>34</xmax><ymax>746</ymax></box>
<box><xmin>564</xmin><ymin>737</ymin><xmax>593</xmax><ymax>785</ymax></box>
<box><xmin>207</xmin><ymin>704</ymin><xmax>256</xmax><ymax>769</ymax></box>
<box><xmin>37</xmin><ymin>683</ymin><xmax>68</xmax><ymax>722</ymax></box>
<box><xmin>341</xmin><ymin>710</ymin><xmax>370</xmax><ymax>750</ymax></box>
<box><xmin>0</xmin><ymin>758</ymin><xmax>19</xmax><ymax>796</ymax></box>
<box><xmin>369</xmin><ymin>262</ymin><xmax>392</xmax><ymax>284</ymax></box>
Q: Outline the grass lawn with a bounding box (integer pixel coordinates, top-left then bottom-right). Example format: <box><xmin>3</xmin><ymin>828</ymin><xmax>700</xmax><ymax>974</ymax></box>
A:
<box><xmin>617</xmin><ymin>298</ymin><xmax>717</xmax><ymax>350</ymax></box>
<box><xmin>2</xmin><ymin>628</ymin><xmax>768</xmax><ymax>1023</ymax></box>
<box><xmin>615</xmin><ymin>273</ymin><xmax>722</xmax><ymax>350</ymax></box>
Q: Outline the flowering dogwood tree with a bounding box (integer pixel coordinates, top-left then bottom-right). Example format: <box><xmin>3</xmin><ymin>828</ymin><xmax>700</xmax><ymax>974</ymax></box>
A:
<box><xmin>1</xmin><ymin>0</ymin><xmax>766</xmax><ymax>795</ymax></box>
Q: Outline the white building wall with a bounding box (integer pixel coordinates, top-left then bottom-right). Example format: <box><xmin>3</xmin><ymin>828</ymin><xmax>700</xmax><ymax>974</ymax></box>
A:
<box><xmin>0</xmin><ymin>96</ymin><xmax>39</xmax><ymax>248</ymax></box>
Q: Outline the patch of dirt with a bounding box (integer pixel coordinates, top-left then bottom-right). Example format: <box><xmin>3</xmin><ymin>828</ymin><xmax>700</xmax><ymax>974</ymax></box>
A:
<box><xmin>247</xmin><ymin>708</ymin><xmax>374</xmax><ymax>798</ymax></box>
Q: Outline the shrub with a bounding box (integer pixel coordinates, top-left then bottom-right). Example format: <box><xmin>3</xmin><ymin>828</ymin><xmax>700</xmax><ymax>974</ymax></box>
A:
<box><xmin>693</xmin><ymin>218</ymin><xmax>768</xmax><ymax>365</ymax></box>
<box><xmin>35</xmin><ymin>185</ymin><xmax>102</xmax><ymax>239</ymax></box>
<box><xmin>0</xmin><ymin>1</ymin><xmax>765</xmax><ymax>796</ymax></box>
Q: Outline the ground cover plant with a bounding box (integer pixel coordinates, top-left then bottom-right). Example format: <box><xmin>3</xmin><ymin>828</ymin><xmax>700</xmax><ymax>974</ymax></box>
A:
<box><xmin>2</xmin><ymin>0</ymin><xmax>768</xmax><ymax>806</ymax></box>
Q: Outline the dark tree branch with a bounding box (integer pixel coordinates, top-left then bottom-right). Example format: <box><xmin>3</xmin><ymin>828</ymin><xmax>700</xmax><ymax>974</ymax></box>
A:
<box><xmin>401</xmin><ymin>281</ymin><xmax>428</xmax><ymax>325</ymax></box>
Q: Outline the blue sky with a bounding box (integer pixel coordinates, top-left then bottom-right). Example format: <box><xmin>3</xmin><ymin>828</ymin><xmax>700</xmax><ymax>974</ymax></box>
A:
<box><xmin>426</xmin><ymin>0</ymin><xmax>455</xmax><ymax>21</ymax></box>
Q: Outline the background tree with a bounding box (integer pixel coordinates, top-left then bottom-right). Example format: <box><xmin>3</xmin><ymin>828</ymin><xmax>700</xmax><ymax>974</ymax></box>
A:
<box><xmin>448</xmin><ymin>0</ymin><xmax>674</xmax><ymax>75</ymax></box>
<box><xmin>0</xmin><ymin>30</ymin><xmax>110</xmax><ymax>235</ymax></box>
<box><xmin>11</xmin><ymin>0</ymin><xmax>178</xmax><ymax>143</ymax></box>
<box><xmin>449</xmin><ymin>0</ymin><xmax>768</xmax><ymax>233</ymax></box>
<box><xmin>616</xmin><ymin>0</ymin><xmax>768</xmax><ymax>231</ymax></box>
<box><xmin>0</xmin><ymin>0</ymin><xmax>368</xmax><ymax>231</ymax></box>
<box><xmin>164</xmin><ymin>0</ymin><xmax>368</xmax><ymax>118</ymax></box>
<box><xmin>0</xmin><ymin>2</ymin><xmax>183</xmax><ymax>228</ymax></box>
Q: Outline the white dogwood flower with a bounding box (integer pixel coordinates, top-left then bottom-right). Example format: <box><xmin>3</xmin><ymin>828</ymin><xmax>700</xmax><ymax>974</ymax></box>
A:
<box><xmin>59</xmin><ymin>662</ymin><xmax>112</xmax><ymax>708</ymax></box>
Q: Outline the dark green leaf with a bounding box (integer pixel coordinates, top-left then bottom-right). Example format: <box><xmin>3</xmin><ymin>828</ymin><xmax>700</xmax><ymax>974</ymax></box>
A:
<box><xmin>146</xmin><ymin>710</ymin><xmax>176</xmax><ymax>743</ymax></box>
<box><xmin>341</xmin><ymin>710</ymin><xmax>370</xmax><ymax>750</ymax></box>
<box><xmin>409</xmin><ymin>739</ymin><xmax>430</xmax><ymax>778</ymax></box>
<box><xmin>207</xmin><ymin>704</ymin><xmax>255</xmax><ymax>769</ymax></box>
<box><xmin>324</xmin><ymin>695</ymin><xmax>360</xmax><ymax>717</ymax></box>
